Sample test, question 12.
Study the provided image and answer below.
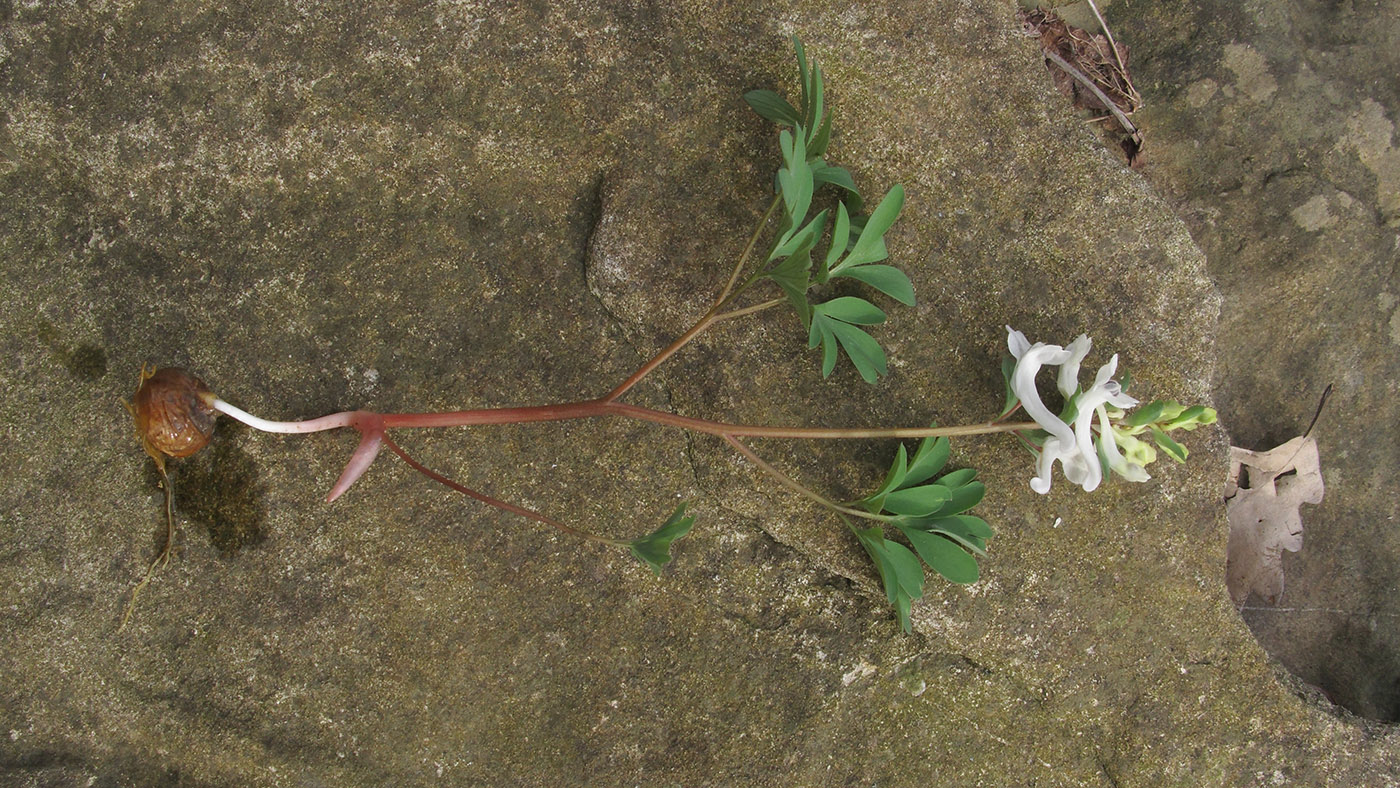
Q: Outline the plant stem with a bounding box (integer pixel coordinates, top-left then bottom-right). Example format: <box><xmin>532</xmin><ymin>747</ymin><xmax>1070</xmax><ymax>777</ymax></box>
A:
<box><xmin>217</xmin><ymin>394</ymin><xmax>1036</xmax><ymax>443</ymax></box>
<box><xmin>714</xmin><ymin>194</ymin><xmax>783</xmax><ymax>308</ymax></box>
<box><xmin>601</xmin><ymin>313</ymin><xmax>720</xmax><ymax>403</ymax></box>
<box><xmin>602</xmin><ymin>195</ymin><xmax>783</xmax><ymax>404</ymax></box>
<box><xmin>713</xmin><ymin>297</ymin><xmax>784</xmax><ymax>322</ymax></box>
<box><xmin>723</xmin><ymin>435</ymin><xmax>889</xmax><ymax>522</ymax></box>
<box><xmin>381</xmin><ymin>433</ymin><xmax>626</xmax><ymax>546</ymax></box>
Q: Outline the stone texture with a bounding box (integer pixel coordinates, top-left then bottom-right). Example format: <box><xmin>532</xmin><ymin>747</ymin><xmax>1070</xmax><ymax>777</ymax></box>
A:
<box><xmin>0</xmin><ymin>1</ymin><xmax>1395</xmax><ymax>786</ymax></box>
<box><xmin>1112</xmin><ymin>0</ymin><xmax>1400</xmax><ymax>723</ymax></box>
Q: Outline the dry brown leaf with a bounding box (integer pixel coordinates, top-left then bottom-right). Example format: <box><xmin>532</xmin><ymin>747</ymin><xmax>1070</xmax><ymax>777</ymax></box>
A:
<box><xmin>1225</xmin><ymin>436</ymin><xmax>1324</xmax><ymax>606</ymax></box>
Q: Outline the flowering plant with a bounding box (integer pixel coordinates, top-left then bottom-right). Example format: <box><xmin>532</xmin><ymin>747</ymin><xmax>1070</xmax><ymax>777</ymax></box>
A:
<box><xmin>124</xmin><ymin>39</ymin><xmax>1214</xmax><ymax>633</ymax></box>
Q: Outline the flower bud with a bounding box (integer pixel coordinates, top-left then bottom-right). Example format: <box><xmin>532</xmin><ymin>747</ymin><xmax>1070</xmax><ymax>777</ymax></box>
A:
<box><xmin>130</xmin><ymin>366</ymin><xmax>218</xmax><ymax>462</ymax></box>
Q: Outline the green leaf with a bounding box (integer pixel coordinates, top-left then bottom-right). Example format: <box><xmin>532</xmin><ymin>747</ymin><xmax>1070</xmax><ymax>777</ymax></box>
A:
<box><xmin>928</xmin><ymin>481</ymin><xmax>985</xmax><ymax>518</ymax></box>
<box><xmin>1150</xmin><ymin>426</ymin><xmax>1188</xmax><ymax>462</ymax></box>
<box><xmin>925</xmin><ymin>514</ymin><xmax>994</xmax><ymax>541</ymax></box>
<box><xmin>936</xmin><ymin>468</ymin><xmax>978</xmax><ymax>489</ymax></box>
<box><xmin>794</xmin><ymin>37</ymin><xmax>811</xmax><ymax>121</ymax></box>
<box><xmin>812</xmin><ymin>164</ymin><xmax>859</xmax><ymax>196</ymax></box>
<box><xmin>1000</xmin><ymin>355</ymin><xmax>1019</xmax><ymax>417</ymax></box>
<box><xmin>816</xmin><ymin>296</ymin><xmax>886</xmax><ymax>325</ymax></box>
<box><xmin>899</xmin><ymin>527</ymin><xmax>980</xmax><ymax>584</ymax></box>
<box><xmin>1161</xmin><ymin>405</ymin><xmax>1218</xmax><ymax>432</ymax></box>
<box><xmin>776</xmin><ymin>130</ymin><xmax>813</xmax><ymax>243</ymax></box>
<box><xmin>1126</xmin><ymin>400</ymin><xmax>1166</xmax><ymax>427</ymax></box>
<box><xmin>897</xmin><ymin>515</ymin><xmax>989</xmax><ymax>557</ymax></box>
<box><xmin>767</xmin><ymin>247</ymin><xmax>813</xmax><ymax>327</ymax></box>
<box><xmin>628</xmin><ymin>503</ymin><xmax>696</xmax><ymax>576</ymax></box>
<box><xmin>824</xmin><ymin>202</ymin><xmax>852</xmax><ymax>270</ymax></box>
<box><xmin>834</xmin><ymin>184</ymin><xmax>904</xmax><ymax>271</ymax></box>
<box><xmin>804</xmin><ymin>62</ymin><xmax>825</xmax><ymax>140</ymax></box>
<box><xmin>852</xmin><ymin>526</ymin><xmax>902</xmax><ymax>600</ymax></box>
<box><xmin>827</xmin><ymin>320</ymin><xmax>887</xmax><ymax>383</ymax></box>
<box><xmin>769</xmin><ymin>209</ymin><xmax>828</xmax><ymax>262</ymax></box>
<box><xmin>744</xmin><ymin>89</ymin><xmax>801</xmax><ymax>126</ymax></box>
<box><xmin>834</xmin><ymin>264</ymin><xmax>916</xmax><ymax>306</ymax></box>
<box><xmin>807</xmin><ymin>109</ymin><xmax>833</xmax><ymax>158</ymax></box>
<box><xmin>900</xmin><ymin>506</ymin><xmax>993</xmax><ymax>550</ymax></box>
<box><xmin>856</xmin><ymin>443</ymin><xmax>908</xmax><ymax>513</ymax></box>
<box><xmin>884</xmin><ymin>539</ymin><xmax>925</xmax><ymax>601</ymax></box>
<box><xmin>808</xmin><ymin>321</ymin><xmax>836</xmax><ymax>376</ymax></box>
<box><xmin>883</xmin><ymin>484</ymin><xmax>952</xmax><ymax>516</ymax></box>
<box><xmin>904</xmin><ymin>435</ymin><xmax>950</xmax><ymax>488</ymax></box>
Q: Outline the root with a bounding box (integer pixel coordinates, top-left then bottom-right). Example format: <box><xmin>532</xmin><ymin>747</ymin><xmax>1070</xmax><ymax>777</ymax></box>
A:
<box><xmin>119</xmin><ymin>464</ymin><xmax>176</xmax><ymax>631</ymax></box>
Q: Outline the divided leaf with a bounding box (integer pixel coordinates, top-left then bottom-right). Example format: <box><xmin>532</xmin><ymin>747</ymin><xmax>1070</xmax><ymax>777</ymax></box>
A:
<box><xmin>850</xmin><ymin>436</ymin><xmax>994</xmax><ymax>630</ymax></box>
<box><xmin>904</xmin><ymin>434</ymin><xmax>952</xmax><ymax>487</ymax></box>
<box><xmin>836</xmin><ymin>265</ymin><xmax>916</xmax><ymax>306</ymax></box>
<box><xmin>628</xmin><ymin>504</ymin><xmax>697</xmax><ymax>576</ymax></box>
<box><xmin>807</xmin><ymin>298</ymin><xmax>888</xmax><ymax>383</ymax></box>
<box><xmin>897</xmin><ymin>526</ymin><xmax>980</xmax><ymax>584</ymax></box>
<box><xmin>883</xmin><ymin>484</ymin><xmax>952</xmax><ymax>516</ymax></box>
<box><xmin>831</xmin><ymin>185</ymin><xmax>904</xmax><ymax>272</ymax></box>
<box><xmin>775</xmin><ymin>129</ymin><xmax>814</xmax><ymax>246</ymax></box>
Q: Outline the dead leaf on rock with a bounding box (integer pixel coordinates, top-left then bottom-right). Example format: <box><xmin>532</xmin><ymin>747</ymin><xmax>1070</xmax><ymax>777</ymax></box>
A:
<box><xmin>1224</xmin><ymin>436</ymin><xmax>1324</xmax><ymax>606</ymax></box>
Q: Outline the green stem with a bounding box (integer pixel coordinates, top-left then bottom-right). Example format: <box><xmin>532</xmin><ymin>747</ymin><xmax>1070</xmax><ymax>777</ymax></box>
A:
<box><xmin>714</xmin><ymin>194</ymin><xmax>783</xmax><ymax>308</ymax></box>
<box><xmin>722</xmin><ymin>435</ymin><xmax>891</xmax><ymax>522</ymax></box>
<box><xmin>602</xmin><ymin>195</ymin><xmax>783</xmax><ymax>404</ymax></box>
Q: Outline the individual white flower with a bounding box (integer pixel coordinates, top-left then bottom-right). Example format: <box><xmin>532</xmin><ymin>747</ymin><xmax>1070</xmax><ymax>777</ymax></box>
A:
<box><xmin>1006</xmin><ymin>326</ymin><xmax>1076</xmax><ymax>493</ymax></box>
<box><xmin>1057</xmin><ymin>334</ymin><xmax>1091</xmax><ymax>398</ymax></box>
<box><xmin>1066</xmin><ymin>354</ymin><xmax>1139</xmax><ymax>492</ymax></box>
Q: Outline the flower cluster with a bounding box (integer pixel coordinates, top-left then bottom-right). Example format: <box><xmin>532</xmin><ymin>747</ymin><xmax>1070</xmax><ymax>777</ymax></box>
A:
<box><xmin>1005</xmin><ymin>327</ymin><xmax>1148</xmax><ymax>494</ymax></box>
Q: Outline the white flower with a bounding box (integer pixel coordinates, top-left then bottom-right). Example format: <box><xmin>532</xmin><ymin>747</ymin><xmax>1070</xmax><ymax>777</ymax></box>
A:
<box><xmin>1067</xmin><ymin>354</ymin><xmax>1139</xmax><ymax>492</ymax></box>
<box><xmin>1005</xmin><ymin>327</ymin><xmax>1142</xmax><ymax>494</ymax></box>
<box><xmin>1057</xmin><ymin>334</ymin><xmax>1092</xmax><ymax>398</ymax></box>
<box><xmin>1006</xmin><ymin>327</ymin><xmax>1075</xmax><ymax>493</ymax></box>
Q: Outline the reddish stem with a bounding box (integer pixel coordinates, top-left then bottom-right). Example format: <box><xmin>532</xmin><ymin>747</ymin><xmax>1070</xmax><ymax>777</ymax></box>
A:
<box><xmin>380</xmin><ymin>433</ymin><xmax>623</xmax><ymax>545</ymax></box>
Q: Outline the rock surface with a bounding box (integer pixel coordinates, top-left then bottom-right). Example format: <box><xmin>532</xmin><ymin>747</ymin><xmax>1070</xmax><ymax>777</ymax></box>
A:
<box><xmin>0</xmin><ymin>1</ymin><xmax>1394</xmax><ymax>785</ymax></box>
<box><xmin>1113</xmin><ymin>0</ymin><xmax>1400</xmax><ymax>723</ymax></box>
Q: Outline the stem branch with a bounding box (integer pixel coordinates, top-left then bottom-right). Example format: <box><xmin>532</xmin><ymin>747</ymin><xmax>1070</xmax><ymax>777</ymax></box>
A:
<box><xmin>381</xmin><ymin>433</ymin><xmax>625</xmax><ymax>546</ymax></box>
<box><xmin>602</xmin><ymin>194</ymin><xmax>783</xmax><ymax>404</ymax></box>
<box><xmin>722</xmin><ymin>435</ymin><xmax>888</xmax><ymax>521</ymax></box>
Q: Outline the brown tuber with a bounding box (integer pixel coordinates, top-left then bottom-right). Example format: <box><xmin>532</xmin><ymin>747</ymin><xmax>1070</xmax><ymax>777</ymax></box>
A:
<box><xmin>129</xmin><ymin>365</ymin><xmax>218</xmax><ymax>468</ymax></box>
<box><xmin>120</xmin><ymin>365</ymin><xmax>220</xmax><ymax>630</ymax></box>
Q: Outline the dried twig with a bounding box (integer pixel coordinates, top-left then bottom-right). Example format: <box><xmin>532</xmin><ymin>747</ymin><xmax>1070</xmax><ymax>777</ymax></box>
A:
<box><xmin>1042</xmin><ymin>48</ymin><xmax>1141</xmax><ymax>142</ymax></box>
<box><xmin>1084</xmin><ymin>0</ymin><xmax>1139</xmax><ymax>106</ymax></box>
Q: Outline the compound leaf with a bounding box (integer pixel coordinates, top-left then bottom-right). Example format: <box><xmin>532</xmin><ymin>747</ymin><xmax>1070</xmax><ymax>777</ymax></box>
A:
<box><xmin>835</xmin><ymin>184</ymin><xmax>904</xmax><ymax>271</ymax></box>
<box><xmin>817</xmin><ymin>296</ymin><xmax>885</xmax><ymax>325</ymax></box>
<box><xmin>813</xmin><ymin>164</ymin><xmax>858</xmax><ymax>196</ymax></box>
<box><xmin>904</xmin><ymin>435</ymin><xmax>951</xmax><ymax>488</ymax></box>
<box><xmin>883</xmin><ymin>484</ymin><xmax>953</xmax><ymax>517</ymax></box>
<box><xmin>827</xmin><ymin>320</ymin><xmax>887</xmax><ymax>383</ymax></box>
